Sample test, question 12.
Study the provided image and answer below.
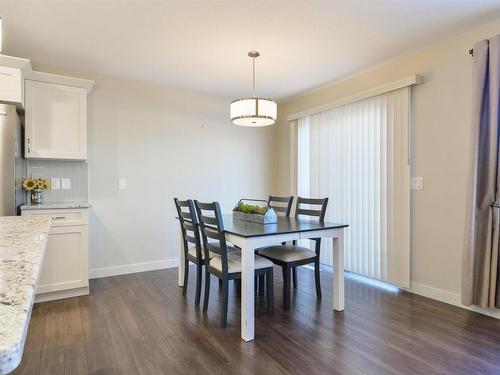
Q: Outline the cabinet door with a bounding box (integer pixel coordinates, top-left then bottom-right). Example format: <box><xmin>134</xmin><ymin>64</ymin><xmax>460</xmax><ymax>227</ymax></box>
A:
<box><xmin>0</xmin><ymin>66</ymin><xmax>23</xmax><ymax>104</ymax></box>
<box><xmin>25</xmin><ymin>80</ymin><xmax>87</xmax><ymax>160</ymax></box>
<box><xmin>37</xmin><ymin>225</ymin><xmax>89</xmax><ymax>294</ymax></box>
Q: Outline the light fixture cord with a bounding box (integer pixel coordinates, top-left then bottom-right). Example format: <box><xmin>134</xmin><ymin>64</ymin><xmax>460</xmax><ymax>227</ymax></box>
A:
<box><xmin>252</xmin><ymin>55</ymin><xmax>256</xmax><ymax>97</ymax></box>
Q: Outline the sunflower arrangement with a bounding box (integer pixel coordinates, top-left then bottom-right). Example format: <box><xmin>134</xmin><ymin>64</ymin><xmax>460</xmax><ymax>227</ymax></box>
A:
<box><xmin>23</xmin><ymin>177</ymin><xmax>50</xmax><ymax>191</ymax></box>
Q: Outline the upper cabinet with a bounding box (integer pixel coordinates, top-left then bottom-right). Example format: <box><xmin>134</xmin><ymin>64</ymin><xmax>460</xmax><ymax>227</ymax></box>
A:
<box><xmin>25</xmin><ymin>80</ymin><xmax>88</xmax><ymax>160</ymax></box>
<box><xmin>0</xmin><ymin>55</ymin><xmax>31</xmax><ymax>107</ymax></box>
<box><xmin>0</xmin><ymin>66</ymin><xmax>23</xmax><ymax>104</ymax></box>
<box><xmin>0</xmin><ymin>54</ymin><xmax>94</xmax><ymax>160</ymax></box>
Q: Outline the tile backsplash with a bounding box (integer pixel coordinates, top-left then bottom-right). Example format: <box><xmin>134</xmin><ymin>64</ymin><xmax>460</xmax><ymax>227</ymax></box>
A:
<box><xmin>27</xmin><ymin>160</ymin><xmax>88</xmax><ymax>203</ymax></box>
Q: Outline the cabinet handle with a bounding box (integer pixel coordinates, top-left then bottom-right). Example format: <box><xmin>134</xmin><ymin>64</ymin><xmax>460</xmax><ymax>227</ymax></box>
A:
<box><xmin>51</xmin><ymin>216</ymin><xmax>66</xmax><ymax>220</ymax></box>
<box><xmin>27</xmin><ymin>138</ymin><xmax>31</xmax><ymax>153</ymax></box>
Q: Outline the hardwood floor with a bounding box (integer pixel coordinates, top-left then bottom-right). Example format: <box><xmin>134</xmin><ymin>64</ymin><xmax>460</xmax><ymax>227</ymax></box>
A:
<box><xmin>14</xmin><ymin>266</ymin><xmax>500</xmax><ymax>375</ymax></box>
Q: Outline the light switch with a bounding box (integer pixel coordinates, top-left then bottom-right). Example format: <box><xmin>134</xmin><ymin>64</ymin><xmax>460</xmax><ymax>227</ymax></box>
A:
<box><xmin>118</xmin><ymin>178</ymin><xmax>127</xmax><ymax>190</ymax></box>
<box><xmin>411</xmin><ymin>177</ymin><xmax>424</xmax><ymax>191</ymax></box>
<box><xmin>51</xmin><ymin>178</ymin><xmax>61</xmax><ymax>190</ymax></box>
<box><xmin>61</xmin><ymin>178</ymin><xmax>71</xmax><ymax>190</ymax></box>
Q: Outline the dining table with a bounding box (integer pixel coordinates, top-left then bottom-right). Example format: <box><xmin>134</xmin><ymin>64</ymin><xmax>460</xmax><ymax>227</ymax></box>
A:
<box><xmin>178</xmin><ymin>214</ymin><xmax>349</xmax><ymax>342</ymax></box>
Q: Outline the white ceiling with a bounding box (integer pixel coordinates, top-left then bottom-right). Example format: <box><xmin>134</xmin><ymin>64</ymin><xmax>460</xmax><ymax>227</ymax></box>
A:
<box><xmin>2</xmin><ymin>0</ymin><xmax>500</xmax><ymax>100</ymax></box>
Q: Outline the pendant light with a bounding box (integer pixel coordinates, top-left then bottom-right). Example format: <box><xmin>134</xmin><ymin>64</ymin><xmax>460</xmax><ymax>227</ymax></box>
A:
<box><xmin>231</xmin><ymin>51</ymin><xmax>277</xmax><ymax>127</ymax></box>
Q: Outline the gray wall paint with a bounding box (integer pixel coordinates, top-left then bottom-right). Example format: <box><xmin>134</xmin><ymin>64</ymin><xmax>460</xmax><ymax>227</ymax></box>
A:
<box><xmin>32</xmin><ymin>62</ymin><xmax>278</xmax><ymax>273</ymax></box>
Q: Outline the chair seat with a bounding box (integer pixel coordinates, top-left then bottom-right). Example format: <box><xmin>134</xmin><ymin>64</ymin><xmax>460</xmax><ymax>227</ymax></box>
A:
<box><xmin>188</xmin><ymin>244</ymin><xmax>239</xmax><ymax>260</ymax></box>
<box><xmin>259</xmin><ymin>245</ymin><xmax>316</xmax><ymax>263</ymax></box>
<box><xmin>209</xmin><ymin>253</ymin><xmax>273</xmax><ymax>273</ymax></box>
<box><xmin>215</xmin><ymin>244</ymin><xmax>240</xmax><ymax>255</ymax></box>
<box><xmin>188</xmin><ymin>245</ymin><xmax>205</xmax><ymax>260</ymax></box>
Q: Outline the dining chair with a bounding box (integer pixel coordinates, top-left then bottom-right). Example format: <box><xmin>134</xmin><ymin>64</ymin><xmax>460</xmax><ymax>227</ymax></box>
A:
<box><xmin>258</xmin><ymin>197</ymin><xmax>328</xmax><ymax>310</ymax></box>
<box><xmin>174</xmin><ymin>198</ymin><xmax>205</xmax><ymax>305</ymax></box>
<box><xmin>268</xmin><ymin>195</ymin><xmax>294</xmax><ymax>217</ymax></box>
<box><xmin>195</xmin><ymin>200</ymin><xmax>275</xmax><ymax>328</ymax></box>
<box><xmin>256</xmin><ymin>195</ymin><xmax>294</xmax><ymax>295</ymax></box>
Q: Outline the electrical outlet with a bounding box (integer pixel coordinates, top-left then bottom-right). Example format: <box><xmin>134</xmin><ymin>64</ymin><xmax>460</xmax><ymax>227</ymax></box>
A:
<box><xmin>51</xmin><ymin>178</ymin><xmax>61</xmax><ymax>190</ymax></box>
<box><xmin>118</xmin><ymin>178</ymin><xmax>127</xmax><ymax>190</ymax></box>
<box><xmin>61</xmin><ymin>178</ymin><xmax>71</xmax><ymax>190</ymax></box>
<box><xmin>411</xmin><ymin>177</ymin><xmax>424</xmax><ymax>190</ymax></box>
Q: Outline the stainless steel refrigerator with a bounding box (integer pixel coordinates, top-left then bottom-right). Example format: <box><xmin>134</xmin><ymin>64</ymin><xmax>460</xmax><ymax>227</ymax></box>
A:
<box><xmin>0</xmin><ymin>103</ymin><xmax>25</xmax><ymax>216</ymax></box>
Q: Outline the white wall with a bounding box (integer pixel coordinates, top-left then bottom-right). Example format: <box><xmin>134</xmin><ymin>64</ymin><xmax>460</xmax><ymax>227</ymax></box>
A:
<box><xmin>33</xmin><ymin>63</ymin><xmax>278</xmax><ymax>277</ymax></box>
<box><xmin>276</xmin><ymin>19</ymin><xmax>500</xmax><ymax>318</ymax></box>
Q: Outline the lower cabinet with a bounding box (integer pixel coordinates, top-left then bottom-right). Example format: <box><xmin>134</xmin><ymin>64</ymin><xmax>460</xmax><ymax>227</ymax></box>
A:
<box><xmin>21</xmin><ymin>208</ymin><xmax>89</xmax><ymax>302</ymax></box>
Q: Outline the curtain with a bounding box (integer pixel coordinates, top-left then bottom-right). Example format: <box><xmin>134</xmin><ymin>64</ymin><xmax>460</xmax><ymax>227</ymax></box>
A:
<box><xmin>463</xmin><ymin>35</ymin><xmax>500</xmax><ymax>308</ymax></box>
<box><xmin>297</xmin><ymin>87</ymin><xmax>410</xmax><ymax>287</ymax></box>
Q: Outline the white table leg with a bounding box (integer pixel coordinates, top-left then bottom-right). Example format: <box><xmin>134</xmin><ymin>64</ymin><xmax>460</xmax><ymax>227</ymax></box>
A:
<box><xmin>240</xmin><ymin>239</ymin><xmax>255</xmax><ymax>341</ymax></box>
<box><xmin>333</xmin><ymin>228</ymin><xmax>345</xmax><ymax>311</ymax></box>
<box><xmin>178</xmin><ymin>233</ymin><xmax>185</xmax><ymax>287</ymax></box>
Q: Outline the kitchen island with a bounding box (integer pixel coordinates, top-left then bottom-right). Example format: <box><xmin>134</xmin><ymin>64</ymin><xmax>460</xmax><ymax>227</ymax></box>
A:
<box><xmin>0</xmin><ymin>217</ymin><xmax>50</xmax><ymax>374</ymax></box>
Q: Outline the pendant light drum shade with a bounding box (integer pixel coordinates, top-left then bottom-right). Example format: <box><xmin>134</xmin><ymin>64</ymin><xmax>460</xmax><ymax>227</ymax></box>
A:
<box><xmin>230</xmin><ymin>97</ymin><xmax>277</xmax><ymax>127</ymax></box>
<box><xmin>231</xmin><ymin>51</ymin><xmax>277</xmax><ymax>127</ymax></box>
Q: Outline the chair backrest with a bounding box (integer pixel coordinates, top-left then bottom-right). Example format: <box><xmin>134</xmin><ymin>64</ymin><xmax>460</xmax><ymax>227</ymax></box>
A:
<box><xmin>295</xmin><ymin>197</ymin><xmax>329</xmax><ymax>221</ymax></box>
<box><xmin>174</xmin><ymin>198</ymin><xmax>202</xmax><ymax>260</ymax></box>
<box><xmin>268</xmin><ymin>195</ymin><xmax>294</xmax><ymax>217</ymax></box>
<box><xmin>194</xmin><ymin>200</ymin><xmax>229</xmax><ymax>274</ymax></box>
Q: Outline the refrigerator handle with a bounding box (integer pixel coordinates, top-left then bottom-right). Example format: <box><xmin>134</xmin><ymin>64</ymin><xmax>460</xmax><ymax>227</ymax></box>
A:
<box><xmin>27</xmin><ymin>138</ymin><xmax>31</xmax><ymax>153</ymax></box>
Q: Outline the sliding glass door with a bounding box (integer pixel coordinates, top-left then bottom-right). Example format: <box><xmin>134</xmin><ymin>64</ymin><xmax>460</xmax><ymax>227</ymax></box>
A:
<box><xmin>296</xmin><ymin>87</ymin><xmax>410</xmax><ymax>287</ymax></box>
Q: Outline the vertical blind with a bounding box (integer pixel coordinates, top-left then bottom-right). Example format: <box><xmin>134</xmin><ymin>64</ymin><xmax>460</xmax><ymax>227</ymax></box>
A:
<box><xmin>297</xmin><ymin>87</ymin><xmax>410</xmax><ymax>287</ymax></box>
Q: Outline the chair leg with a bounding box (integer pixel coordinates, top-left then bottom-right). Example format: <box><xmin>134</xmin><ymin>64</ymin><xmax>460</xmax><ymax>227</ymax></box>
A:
<box><xmin>235</xmin><ymin>279</ymin><xmax>241</xmax><ymax>296</ymax></box>
<box><xmin>314</xmin><ymin>258</ymin><xmax>322</xmax><ymax>300</ymax></box>
<box><xmin>282</xmin><ymin>266</ymin><xmax>291</xmax><ymax>310</ymax></box>
<box><xmin>218</xmin><ymin>279</ymin><xmax>223</xmax><ymax>289</ymax></box>
<box><xmin>266</xmin><ymin>269</ymin><xmax>274</xmax><ymax>315</ymax></box>
<box><xmin>203</xmin><ymin>270</ymin><xmax>210</xmax><ymax>312</ymax></box>
<box><xmin>292</xmin><ymin>267</ymin><xmax>298</xmax><ymax>289</ymax></box>
<box><xmin>194</xmin><ymin>262</ymin><xmax>202</xmax><ymax>305</ymax></box>
<box><xmin>221</xmin><ymin>279</ymin><xmax>229</xmax><ymax>328</ymax></box>
<box><xmin>182</xmin><ymin>259</ymin><xmax>189</xmax><ymax>296</ymax></box>
<box><xmin>258</xmin><ymin>274</ymin><xmax>265</xmax><ymax>296</ymax></box>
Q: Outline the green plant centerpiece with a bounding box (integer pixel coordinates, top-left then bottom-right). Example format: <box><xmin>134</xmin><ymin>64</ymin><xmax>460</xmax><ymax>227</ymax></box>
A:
<box><xmin>235</xmin><ymin>202</ymin><xmax>268</xmax><ymax>215</ymax></box>
<box><xmin>233</xmin><ymin>199</ymin><xmax>278</xmax><ymax>224</ymax></box>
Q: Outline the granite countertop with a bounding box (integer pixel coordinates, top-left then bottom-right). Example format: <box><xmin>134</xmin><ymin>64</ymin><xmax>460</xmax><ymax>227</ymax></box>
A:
<box><xmin>20</xmin><ymin>201</ymin><xmax>91</xmax><ymax>210</ymax></box>
<box><xmin>0</xmin><ymin>217</ymin><xmax>51</xmax><ymax>374</ymax></box>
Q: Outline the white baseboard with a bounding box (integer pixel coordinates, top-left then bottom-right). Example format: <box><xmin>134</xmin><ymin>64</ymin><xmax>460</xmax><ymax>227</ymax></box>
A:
<box><xmin>35</xmin><ymin>286</ymin><xmax>89</xmax><ymax>303</ymax></box>
<box><xmin>89</xmin><ymin>258</ymin><xmax>179</xmax><ymax>279</ymax></box>
<box><xmin>407</xmin><ymin>282</ymin><xmax>500</xmax><ymax>320</ymax></box>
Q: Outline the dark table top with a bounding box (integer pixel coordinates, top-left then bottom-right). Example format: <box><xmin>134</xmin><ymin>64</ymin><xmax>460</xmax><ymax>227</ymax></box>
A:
<box><xmin>220</xmin><ymin>214</ymin><xmax>348</xmax><ymax>238</ymax></box>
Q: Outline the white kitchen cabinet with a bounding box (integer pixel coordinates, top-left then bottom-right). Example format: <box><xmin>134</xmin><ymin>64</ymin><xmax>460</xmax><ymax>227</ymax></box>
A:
<box><xmin>0</xmin><ymin>66</ymin><xmax>23</xmax><ymax>105</ymax></box>
<box><xmin>25</xmin><ymin>80</ymin><xmax>87</xmax><ymax>160</ymax></box>
<box><xmin>21</xmin><ymin>208</ymin><xmax>89</xmax><ymax>302</ymax></box>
